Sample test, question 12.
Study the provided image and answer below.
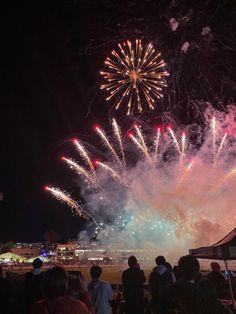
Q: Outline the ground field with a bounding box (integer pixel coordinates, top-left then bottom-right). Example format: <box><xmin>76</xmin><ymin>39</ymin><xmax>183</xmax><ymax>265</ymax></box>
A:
<box><xmin>2</xmin><ymin>264</ymin><xmax>214</xmax><ymax>284</ymax></box>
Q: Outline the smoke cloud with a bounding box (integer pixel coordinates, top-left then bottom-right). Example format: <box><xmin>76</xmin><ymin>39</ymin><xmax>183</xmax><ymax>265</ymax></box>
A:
<box><xmin>75</xmin><ymin>105</ymin><xmax>236</xmax><ymax>264</ymax></box>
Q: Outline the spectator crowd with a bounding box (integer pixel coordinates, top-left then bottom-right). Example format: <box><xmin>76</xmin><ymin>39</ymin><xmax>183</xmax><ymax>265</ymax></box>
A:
<box><xmin>0</xmin><ymin>254</ymin><xmax>234</xmax><ymax>313</ymax></box>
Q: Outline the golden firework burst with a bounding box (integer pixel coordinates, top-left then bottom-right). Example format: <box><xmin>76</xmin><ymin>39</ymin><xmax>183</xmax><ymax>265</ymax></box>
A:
<box><xmin>100</xmin><ymin>39</ymin><xmax>169</xmax><ymax>115</ymax></box>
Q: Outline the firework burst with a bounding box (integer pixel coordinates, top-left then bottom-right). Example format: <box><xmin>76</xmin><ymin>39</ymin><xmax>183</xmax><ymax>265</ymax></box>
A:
<box><xmin>46</xmin><ymin>110</ymin><xmax>236</xmax><ymax>260</ymax></box>
<box><xmin>100</xmin><ymin>39</ymin><xmax>169</xmax><ymax>115</ymax></box>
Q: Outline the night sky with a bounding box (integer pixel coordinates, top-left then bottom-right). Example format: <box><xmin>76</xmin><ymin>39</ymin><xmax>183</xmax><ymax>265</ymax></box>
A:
<box><xmin>1</xmin><ymin>0</ymin><xmax>236</xmax><ymax>243</ymax></box>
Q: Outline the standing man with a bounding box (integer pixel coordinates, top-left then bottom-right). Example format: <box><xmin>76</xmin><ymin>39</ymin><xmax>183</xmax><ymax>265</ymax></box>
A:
<box><xmin>148</xmin><ymin>256</ymin><xmax>174</xmax><ymax>312</ymax></box>
<box><xmin>88</xmin><ymin>265</ymin><xmax>113</xmax><ymax>314</ymax></box>
<box><xmin>207</xmin><ymin>262</ymin><xmax>226</xmax><ymax>298</ymax></box>
<box><xmin>160</xmin><ymin>255</ymin><xmax>200</xmax><ymax>314</ymax></box>
<box><xmin>24</xmin><ymin>258</ymin><xmax>44</xmax><ymax>311</ymax></box>
<box><xmin>122</xmin><ymin>255</ymin><xmax>146</xmax><ymax>314</ymax></box>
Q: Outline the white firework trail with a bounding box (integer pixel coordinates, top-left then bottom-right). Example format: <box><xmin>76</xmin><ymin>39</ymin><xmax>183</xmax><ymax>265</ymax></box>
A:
<box><xmin>112</xmin><ymin>118</ymin><xmax>125</xmax><ymax>166</ymax></box>
<box><xmin>73</xmin><ymin>139</ymin><xmax>95</xmax><ymax>175</ymax></box>
<box><xmin>95</xmin><ymin>126</ymin><xmax>122</xmax><ymax>167</ymax></box>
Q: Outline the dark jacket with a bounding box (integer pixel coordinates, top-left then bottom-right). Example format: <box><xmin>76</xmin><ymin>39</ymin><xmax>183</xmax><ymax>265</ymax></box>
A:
<box><xmin>0</xmin><ymin>277</ymin><xmax>16</xmax><ymax>313</ymax></box>
<box><xmin>149</xmin><ymin>264</ymin><xmax>174</xmax><ymax>311</ymax></box>
<box><xmin>160</xmin><ymin>280</ymin><xmax>231</xmax><ymax>314</ymax></box>
<box><xmin>24</xmin><ymin>270</ymin><xmax>44</xmax><ymax>305</ymax></box>
<box><xmin>207</xmin><ymin>271</ymin><xmax>225</xmax><ymax>298</ymax></box>
<box><xmin>149</xmin><ymin>265</ymin><xmax>173</xmax><ymax>298</ymax></box>
<box><xmin>122</xmin><ymin>267</ymin><xmax>145</xmax><ymax>312</ymax></box>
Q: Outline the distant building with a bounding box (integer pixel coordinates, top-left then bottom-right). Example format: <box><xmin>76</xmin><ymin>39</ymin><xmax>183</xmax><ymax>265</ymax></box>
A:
<box><xmin>11</xmin><ymin>247</ymin><xmax>39</xmax><ymax>259</ymax></box>
<box><xmin>57</xmin><ymin>243</ymin><xmax>76</xmax><ymax>260</ymax></box>
<box><xmin>11</xmin><ymin>242</ymin><xmax>44</xmax><ymax>259</ymax></box>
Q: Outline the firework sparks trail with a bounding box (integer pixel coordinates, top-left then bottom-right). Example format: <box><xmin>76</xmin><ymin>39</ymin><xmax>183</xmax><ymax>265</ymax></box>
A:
<box><xmin>100</xmin><ymin>39</ymin><xmax>169</xmax><ymax>115</ymax></box>
<box><xmin>220</xmin><ymin>168</ymin><xmax>236</xmax><ymax>186</ymax></box>
<box><xmin>168</xmin><ymin>127</ymin><xmax>181</xmax><ymax>154</ymax></box>
<box><xmin>178</xmin><ymin>160</ymin><xmax>195</xmax><ymax>184</ymax></box>
<box><xmin>73</xmin><ymin>139</ymin><xmax>95</xmax><ymax>175</ymax></box>
<box><xmin>214</xmin><ymin>132</ymin><xmax>228</xmax><ymax>166</ymax></box>
<box><xmin>212</xmin><ymin>117</ymin><xmax>216</xmax><ymax>163</ymax></box>
<box><xmin>186</xmin><ymin>160</ymin><xmax>195</xmax><ymax>171</ymax></box>
<box><xmin>180</xmin><ymin>132</ymin><xmax>186</xmax><ymax>165</ymax></box>
<box><xmin>95</xmin><ymin>126</ymin><xmax>122</xmax><ymax>167</ymax></box>
<box><xmin>129</xmin><ymin>133</ymin><xmax>151</xmax><ymax>161</ymax></box>
<box><xmin>134</xmin><ymin>124</ymin><xmax>151</xmax><ymax>162</ymax></box>
<box><xmin>154</xmin><ymin>127</ymin><xmax>161</xmax><ymax>163</ymax></box>
<box><xmin>45</xmin><ymin>186</ymin><xmax>100</xmax><ymax>229</ymax></box>
<box><xmin>62</xmin><ymin>157</ymin><xmax>95</xmax><ymax>185</ymax></box>
<box><xmin>45</xmin><ymin>186</ymin><xmax>82</xmax><ymax>215</ymax></box>
<box><xmin>181</xmin><ymin>132</ymin><xmax>186</xmax><ymax>156</ymax></box>
<box><xmin>46</xmin><ymin>109</ymin><xmax>236</xmax><ymax>261</ymax></box>
<box><xmin>95</xmin><ymin>161</ymin><xmax>126</xmax><ymax>185</ymax></box>
<box><xmin>112</xmin><ymin>118</ymin><xmax>125</xmax><ymax>166</ymax></box>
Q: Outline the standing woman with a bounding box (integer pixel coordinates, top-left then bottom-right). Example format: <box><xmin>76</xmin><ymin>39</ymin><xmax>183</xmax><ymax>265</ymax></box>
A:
<box><xmin>32</xmin><ymin>267</ymin><xmax>92</xmax><ymax>314</ymax></box>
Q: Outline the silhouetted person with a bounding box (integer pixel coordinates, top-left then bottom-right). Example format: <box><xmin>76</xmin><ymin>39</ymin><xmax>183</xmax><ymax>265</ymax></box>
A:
<box><xmin>160</xmin><ymin>255</ymin><xmax>201</xmax><ymax>314</ymax></box>
<box><xmin>149</xmin><ymin>256</ymin><xmax>174</xmax><ymax>313</ymax></box>
<box><xmin>24</xmin><ymin>258</ymin><xmax>44</xmax><ymax>310</ymax></box>
<box><xmin>32</xmin><ymin>266</ymin><xmax>90</xmax><ymax>314</ymax></box>
<box><xmin>88</xmin><ymin>265</ymin><xmax>113</xmax><ymax>314</ymax></box>
<box><xmin>165</xmin><ymin>262</ymin><xmax>176</xmax><ymax>283</ymax></box>
<box><xmin>112</xmin><ymin>292</ymin><xmax>123</xmax><ymax>314</ymax></box>
<box><xmin>196</xmin><ymin>279</ymin><xmax>232</xmax><ymax>314</ymax></box>
<box><xmin>207</xmin><ymin>262</ymin><xmax>226</xmax><ymax>298</ymax></box>
<box><xmin>172</xmin><ymin>265</ymin><xmax>181</xmax><ymax>281</ymax></box>
<box><xmin>0</xmin><ymin>265</ymin><xmax>16</xmax><ymax>313</ymax></box>
<box><xmin>122</xmin><ymin>255</ymin><xmax>146</xmax><ymax>314</ymax></box>
<box><xmin>68</xmin><ymin>271</ymin><xmax>95</xmax><ymax>314</ymax></box>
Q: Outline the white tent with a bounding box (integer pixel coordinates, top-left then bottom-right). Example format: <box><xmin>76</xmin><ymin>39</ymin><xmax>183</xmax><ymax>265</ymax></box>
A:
<box><xmin>0</xmin><ymin>252</ymin><xmax>27</xmax><ymax>262</ymax></box>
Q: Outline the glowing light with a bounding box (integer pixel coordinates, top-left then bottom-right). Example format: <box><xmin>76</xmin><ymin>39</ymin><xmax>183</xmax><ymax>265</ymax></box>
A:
<box><xmin>154</xmin><ymin>127</ymin><xmax>161</xmax><ymax>163</ymax></box>
<box><xmin>222</xmin><ymin>168</ymin><xmax>236</xmax><ymax>183</ymax></box>
<box><xmin>46</xmin><ymin>113</ymin><xmax>236</xmax><ymax>260</ymax></box>
<box><xmin>186</xmin><ymin>160</ymin><xmax>194</xmax><ymax>171</ymax></box>
<box><xmin>95</xmin><ymin>126</ymin><xmax>122</xmax><ymax>167</ymax></box>
<box><xmin>95</xmin><ymin>161</ymin><xmax>125</xmax><ymax>185</ymax></box>
<box><xmin>100</xmin><ymin>39</ymin><xmax>169</xmax><ymax>115</ymax></box>
<box><xmin>178</xmin><ymin>160</ymin><xmax>195</xmax><ymax>184</ymax></box>
<box><xmin>45</xmin><ymin>186</ymin><xmax>82</xmax><ymax>215</ymax></box>
<box><xmin>180</xmin><ymin>132</ymin><xmax>186</xmax><ymax>165</ymax></box>
<box><xmin>134</xmin><ymin>124</ymin><xmax>151</xmax><ymax>162</ymax></box>
<box><xmin>212</xmin><ymin>117</ymin><xmax>216</xmax><ymax>163</ymax></box>
<box><xmin>73</xmin><ymin>139</ymin><xmax>95</xmax><ymax>174</ymax></box>
<box><xmin>181</xmin><ymin>132</ymin><xmax>186</xmax><ymax>155</ymax></box>
<box><xmin>129</xmin><ymin>133</ymin><xmax>150</xmax><ymax>161</ymax></box>
<box><xmin>112</xmin><ymin>118</ymin><xmax>125</xmax><ymax>166</ymax></box>
<box><xmin>215</xmin><ymin>132</ymin><xmax>227</xmax><ymax>166</ymax></box>
<box><xmin>168</xmin><ymin>127</ymin><xmax>181</xmax><ymax>154</ymax></box>
<box><xmin>45</xmin><ymin>186</ymin><xmax>100</xmax><ymax>228</ymax></box>
<box><xmin>62</xmin><ymin>157</ymin><xmax>94</xmax><ymax>184</ymax></box>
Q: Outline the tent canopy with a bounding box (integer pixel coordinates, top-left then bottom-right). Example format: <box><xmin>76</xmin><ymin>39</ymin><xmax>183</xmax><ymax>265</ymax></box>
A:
<box><xmin>0</xmin><ymin>252</ymin><xmax>27</xmax><ymax>262</ymax></box>
<box><xmin>189</xmin><ymin>227</ymin><xmax>236</xmax><ymax>260</ymax></box>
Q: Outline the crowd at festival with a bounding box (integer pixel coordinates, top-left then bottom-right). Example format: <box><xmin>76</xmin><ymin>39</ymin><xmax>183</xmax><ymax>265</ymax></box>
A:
<box><xmin>0</xmin><ymin>254</ymin><xmax>234</xmax><ymax>313</ymax></box>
